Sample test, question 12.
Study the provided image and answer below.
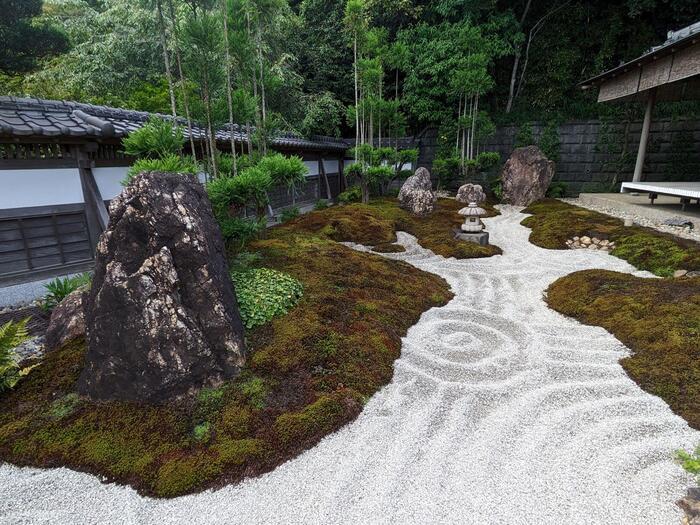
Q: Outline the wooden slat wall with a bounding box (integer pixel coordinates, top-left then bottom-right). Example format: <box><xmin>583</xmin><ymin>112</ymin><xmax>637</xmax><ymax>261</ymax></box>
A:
<box><xmin>0</xmin><ymin>210</ymin><xmax>93</xmax><ymax>277</ymax></box>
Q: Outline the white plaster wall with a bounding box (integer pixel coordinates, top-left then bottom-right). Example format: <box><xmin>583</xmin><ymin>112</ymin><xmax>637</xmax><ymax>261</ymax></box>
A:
<box><xmin>0</xmin><ymin>168</ymin><xmax>83</xmax><ymax>210</ymax></box>
<box><xmin>303</xmin><ymin>160</ymin><xmax>319</xmax><ymax>176</ymax></box>
<box><xmin>323</xmin><ymin>159</ymin><xmax>340</xmax><ymax>174</ymax></box>
<box><xmin>93</xmin><ymin>167</ymin><xmax>129</xmax><ymax>200</ymax></box>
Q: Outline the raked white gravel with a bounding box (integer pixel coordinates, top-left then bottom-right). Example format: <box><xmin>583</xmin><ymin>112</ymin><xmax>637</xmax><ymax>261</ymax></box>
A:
<box><xmin>1</xmin><ymin>205</ymin><xmax>697</xmax><ymax>525</ymax></box>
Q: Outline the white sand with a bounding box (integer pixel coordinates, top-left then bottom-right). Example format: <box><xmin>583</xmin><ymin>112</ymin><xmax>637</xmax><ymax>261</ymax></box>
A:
<box><xmin>1</xmin><ymin>205</ymin><xmax>696</xmax><ymax>525</ymax></box>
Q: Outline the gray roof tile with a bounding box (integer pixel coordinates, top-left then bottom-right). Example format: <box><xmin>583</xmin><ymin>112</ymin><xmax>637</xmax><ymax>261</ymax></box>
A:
<box><xmin>0</xmin><ymin>96</ymin><xmax>349</xmax><ymax>153</ymax></box>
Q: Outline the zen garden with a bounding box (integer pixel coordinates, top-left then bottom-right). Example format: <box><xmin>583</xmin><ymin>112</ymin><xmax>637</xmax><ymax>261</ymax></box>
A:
<box><xmin>2</xmin><ymin>1</ymin><xmax>700</xmax><ymax>524</ymax></box>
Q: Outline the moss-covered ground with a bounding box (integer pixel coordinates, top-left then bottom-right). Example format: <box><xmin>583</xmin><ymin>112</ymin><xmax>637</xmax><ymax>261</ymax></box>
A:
<box><xmin>285</xmin><ymin>197</ymin><xmax>502</xmax><ymax>259</ymax></box>
<box><xmin>0</xmin><ymin>198</ymin><xmax>472</xmax><ymax>497</ymax></box>
<box><xmin>521</xmin><ymin>199</ymin><xmax>700</xmax><ymax>277</ymax></box>
<box><xmin>547</xmin><ymin>270</ymin><xmax>700</xmax><ymax>428</ymax></box>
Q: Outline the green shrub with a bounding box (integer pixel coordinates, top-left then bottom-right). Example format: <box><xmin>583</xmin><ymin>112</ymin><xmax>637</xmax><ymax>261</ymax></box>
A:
<box><xmin>231</xmin><ymin>268</ymin><xmax>304</xmax><ymax>329</ymax></box>
<box><xmin>433</xmin><ymin>156</ymin><xmax>460</xmax><ymax>189</ymax></box>
<box><xmin>41</xmin><ymin>273</ymin><xmax>91</xmax><ymax>311</ymax></box>
<box><xmin>338</xmin><ymin>186</ymin><xmax>362</xmax><ymax>204</ymax></box>
<box><xmin>476</xmin><ymin>151</ymin><xmax>501</xmax><ymax>171</ymax></box>
<box><xmin>280</xmin><ymin>207</ymin><xmax>300</xmax><ymax>223</ymax></box>
<box><xmin>124</xmin><ymin>154</ymin><xmax>199</xmax><ymax>184</ymax></box>
<box><xmin>515</xmin><ymin>121</ymin><xmax>535</xmax><ymax>148</ymax></box>
<box><xmin>218</xmin><ymin>218</ymin><xmax>264</xmax><ymax>251</ymax></box>
<box><xmin>206</xmin><ymin>166</ymin><xmax>272</xmax><ymax>219</ymax></box>
<box><xmin>0</xmin><ymin>319</ymin><xmax>30</xmax><ymax>392</ymax></box>
<box><xmin>539</xmin><ymin>121</ymin><xmax>561</xmax><ymax>161</ymax></box>
<box><xmin>122</xmin><ymin>116</ymin><xmax>184</xmax><ymax>159</ymax></box>
<box><xmin>314</xmin><ymin>199</ymin><xmax>329</xmax><ymax>210</ymax></box>
<box><xmin>257</xmin><ymin>153</ymin><xmax>308</xmax><ymax>190</ymax></box>
<box><xmin>546</xmin><ymin>181</ymin><xmax>568</xmax><ymax>198</ymax></box>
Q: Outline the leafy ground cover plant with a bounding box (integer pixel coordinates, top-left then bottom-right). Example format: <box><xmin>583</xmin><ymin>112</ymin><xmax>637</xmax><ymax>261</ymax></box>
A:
<box><xmin>231</xmin><ymin>268</ymin><xmax>304</xmax><ymax>329</ymax></box>
<box><xmin>677</xmin><ymin>446</ymin><xmax>700</xmax><ymax>482</ymax></box>
<box><xmin>0</xmin><ymin>206</ymin><xmax>452</xmax><ymax>498</ymax></box>
<box><xmin>41</xmin><ymin>273</ymin><xmax>92</xmax><ymax>311</ymax></box>
<box><xmin>522</xmin><ymin>199</ymin><xmax>700</xmax><ymax>276</ymax></box>
<box><xmin>547</xmin><ymin>270</ymin><xmax>700</xmax><ymax>428</ymax></box>
<box><xmin>0</xmin><ymin>319</ymin><xmax>31</xmax><ymax>392</ymax></box>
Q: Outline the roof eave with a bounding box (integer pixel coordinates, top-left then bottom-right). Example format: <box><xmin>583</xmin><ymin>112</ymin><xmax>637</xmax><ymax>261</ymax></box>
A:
<box><xmin>579</xmin><ymin>31</ymin><xmax>700</xmax><ymax>89</ymax></box>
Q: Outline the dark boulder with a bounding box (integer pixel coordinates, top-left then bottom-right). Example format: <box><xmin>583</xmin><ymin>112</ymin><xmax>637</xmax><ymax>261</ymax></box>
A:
<box><xmin>45</xmin><ymin>288</ymin><xmax>86</xmax><ymax>352</ymax></box>
<box><xmin>500</xmin><ymin>146</ymin><xmax>555</xmax><ymax>206</ymax></box>
<box><xmin>398</xmin><ymin>167</ymin><xmax>436</xmax><ymax>216</ymax></box>
<box><xmin>77</xmin><ymin>172</ymin><xmax>245</xmax><ymax>402</ymax></box>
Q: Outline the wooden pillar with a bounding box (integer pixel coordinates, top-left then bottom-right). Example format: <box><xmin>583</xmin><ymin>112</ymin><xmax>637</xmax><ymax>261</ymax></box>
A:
<box><xmin>76</xmin><ymin>146</ymin><xmax>109</xmax><ymax>254</ymax></box>
<box><xmin>318</xmin><ymin>157</ymin><xmax>332</xmax><ymax>200</ymax></box>
<box><xmin>632</xmin><ymin>88</ymin><xmax>656</xmax><ymax>183</ymax></box>
<box><xmin>338</xmin><ymin>156</ymin><xmax>346</xmax><ymax>191</ymax></box>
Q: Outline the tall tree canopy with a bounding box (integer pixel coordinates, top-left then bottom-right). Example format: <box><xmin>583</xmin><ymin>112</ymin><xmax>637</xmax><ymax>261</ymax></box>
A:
<box><xmin>2</xmin><ymin>0</ymin><xmax>698</xmax><ymax>138</ymax></box>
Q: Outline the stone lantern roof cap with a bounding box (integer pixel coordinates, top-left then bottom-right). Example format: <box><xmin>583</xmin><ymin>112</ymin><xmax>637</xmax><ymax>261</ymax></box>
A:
<box><xmin>458</xmin><ymin>202</ymin><xmax>486</xmax><ymax>216</ymax></box>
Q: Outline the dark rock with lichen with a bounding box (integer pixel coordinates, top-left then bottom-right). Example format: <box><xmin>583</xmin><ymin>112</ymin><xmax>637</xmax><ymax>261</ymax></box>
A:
<box><xmin>398</xmin><ymin>167</ymin><xmax>436</xmax><ymax>216</ymax></box>
<box><xmin>679</xmin><ymin>487</ymin><xmax>700</xmax><ymax>524</ymax></box>
<box><xmin>77</xmin><ymin>172</ymin><xmax>245</xmax><ymax>403</ymax></box>
<box><xmin>45</xmin><ymin>288</ymin><xmax>86</xmax><ymax>352</ymax></box>
<box><xmin>501</xmin><ymin>146</ymin><xmax>555</xmax><ymax>206</ymax></box>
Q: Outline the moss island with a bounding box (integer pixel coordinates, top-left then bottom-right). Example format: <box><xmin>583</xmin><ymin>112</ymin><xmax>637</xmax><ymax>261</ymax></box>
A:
<box><xmin>0</xmin><ymin>198</ymin><xmax>503</xmax><ymax>497</ymax></box>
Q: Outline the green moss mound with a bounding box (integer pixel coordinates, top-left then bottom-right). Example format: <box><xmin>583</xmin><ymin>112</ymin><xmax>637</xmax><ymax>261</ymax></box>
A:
<box><xmin>372</xmin><ymin>243</ymin><xmax>406</xmax><ymax>253</ymax></box>
<box><xmin>547</xmin><ymin>270</ymin><xmax>700</xmax><ymax>428</ymax></box>
<box><xmin>0</xmin><ymin>207</ymin><xmax>453</xmax><ymax>498</ymax></box>
<box><xmin>286</xmin><ymin>197</ymin><xmax>502</xmax><ymax>259</ymax></box>
<box><xmin>522</xmin><ymin>199</ymin><xmax>700</xmax><ymax>277</ymax></box>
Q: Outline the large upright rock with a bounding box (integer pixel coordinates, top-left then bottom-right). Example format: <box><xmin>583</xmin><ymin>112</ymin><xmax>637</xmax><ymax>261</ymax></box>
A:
<box><xmin>500</xmin><ymin>146</ymin><xmax>555</xmax><ymax>206</ymax></box>
<box><xmin>77</xmin><ymin>172</ymin><xmax>245</xmax><ymax>402</ymax></box>
<box><xmin>456</xmin><ymin>183</ymin><xmax>486</xmax><ymax>204</ymax></box>
<box><xmin>398</xmin><ymin>167</ymin><xmax>436</xmax><ymax>216</ymax></box>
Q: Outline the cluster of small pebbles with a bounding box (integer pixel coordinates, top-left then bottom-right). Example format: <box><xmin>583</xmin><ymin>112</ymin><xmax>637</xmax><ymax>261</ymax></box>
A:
<box><xmin>565</xmin><ymin>235</ymin><xmax>616</xmax><ymax>252</ymax></box>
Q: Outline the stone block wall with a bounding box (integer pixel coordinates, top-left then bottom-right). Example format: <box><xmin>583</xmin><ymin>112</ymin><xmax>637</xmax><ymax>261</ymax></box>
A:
<box><xmin>481</xmin><ymin>118</ymin><xmax>700</xmax><ymax>195</ymax></box>
<box><xmin>410</xmin><ymin>118</ymin><xmax>700</xmax><ymax>195</ymax></box>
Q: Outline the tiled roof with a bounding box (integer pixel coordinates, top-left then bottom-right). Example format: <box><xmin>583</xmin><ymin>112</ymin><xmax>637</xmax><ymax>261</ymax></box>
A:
<box><xmin>0</xmin><ymin>96</ymin><xmax>349</xmax><ymax>152</ymax></box>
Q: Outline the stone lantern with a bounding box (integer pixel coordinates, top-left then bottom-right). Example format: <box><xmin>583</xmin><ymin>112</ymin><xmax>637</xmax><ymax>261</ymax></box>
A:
<box><xmin>455</xmin><ymin>202</ymin><xmax>489</xmax><ymax>246</ymax></box>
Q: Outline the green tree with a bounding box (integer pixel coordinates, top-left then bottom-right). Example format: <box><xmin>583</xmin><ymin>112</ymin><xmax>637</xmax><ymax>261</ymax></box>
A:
<box><xmin>181</xmin><ymin>9</ymin><xmax>224</xmax><ymax>176</ymax></box>
<box><xmin>0</xmin><ymin>0</ymin><xmax>68</xmax><ymax>75</ymax></box>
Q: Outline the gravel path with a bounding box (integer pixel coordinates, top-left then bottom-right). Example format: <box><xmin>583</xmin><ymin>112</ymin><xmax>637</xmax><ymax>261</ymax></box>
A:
<box><xmin>1</xmin><ymin>206</ymin><xmax>697</xmax><ymax>525</ymax></box>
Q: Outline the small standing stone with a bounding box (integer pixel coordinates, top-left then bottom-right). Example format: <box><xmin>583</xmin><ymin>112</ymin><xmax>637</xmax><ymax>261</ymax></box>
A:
<box><xmin>398</xmin><ymin>167</ymin><xmax>436</xmax><ymax>216</ymax></box>
<box><xmin>456</xmin><ymin>183</ymin><xmax>486</xmax><ymax>204</ymax></box>
<box><xmin>674</xmin><ymin>269</ymin><xmax>689</xmax><ymax>278</ymax></box>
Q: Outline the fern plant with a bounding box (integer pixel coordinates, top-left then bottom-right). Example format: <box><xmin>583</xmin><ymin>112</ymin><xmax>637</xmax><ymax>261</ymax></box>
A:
<box><xmin>0</xmin><ymin>318</ymin><xmax>30</xmax><ymax>392</ymax></box>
